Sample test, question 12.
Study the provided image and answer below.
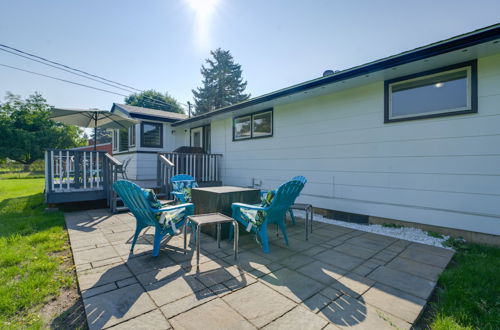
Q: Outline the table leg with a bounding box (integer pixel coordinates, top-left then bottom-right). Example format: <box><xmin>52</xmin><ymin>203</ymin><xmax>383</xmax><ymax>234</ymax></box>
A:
<box><xmin>196</xmin><ymin>224</ymin><xmax>201</xmax><ymax>272</ymax></box>
<box><xmin>183</xmin><ymin>220</ymin><xmax>188</xmax><ymax>254</ymax></box>
<box><xmin>309</xmin><ymin>206</ymin><xmax>313</xmax><ymax>233</ymax></box>
<box><xmin>233</xmin><ymin>221</ymin><xmax>239</xmax><ymax>260</ymax></box>
<box><xmin>305</xmin><ymin>208</ymin><xmax>309</xmax><ymax>241</ymax></box>
<box><xmin>217</xmin><ymin>223</ymin><xmax>221</xmax><ymax>248</ymax></box>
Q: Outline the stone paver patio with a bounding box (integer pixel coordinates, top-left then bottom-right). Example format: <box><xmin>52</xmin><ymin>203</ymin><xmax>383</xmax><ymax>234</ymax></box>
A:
<box><xmin>65</xmin><ymin>209</ymin><xmax>454</xmax><ymax>329</ymax></box>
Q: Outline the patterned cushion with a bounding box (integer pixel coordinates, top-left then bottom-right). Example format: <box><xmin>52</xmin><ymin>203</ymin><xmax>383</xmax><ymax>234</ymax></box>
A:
<box><xmin>142</xmin><ymin>189</ymin><xmax>162</xmax><ymax>209</ymax></box>
<box><xmin>157</xmin><ymin>208</ymin><xmax>186</xmax><ymax>231</ymax></box>
<box><xmin>172</xmin><ymin>180</ymin><xmax>198</xmax><ymax>203</ymax></box>
<box><xmin>240</xmin><ymin>190</ymin><xmax>275</xmax><ymax>226</ymax></box>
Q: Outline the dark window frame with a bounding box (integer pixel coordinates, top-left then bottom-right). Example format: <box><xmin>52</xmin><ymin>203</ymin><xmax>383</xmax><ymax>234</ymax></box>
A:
<box><xmin>112</xmin><ymin>129</ymin><xmax>118</xmax><ymax>151</ymax></box>
<box><xmin>140</xmin><ymin>121</ymin><xmax>163</xmax><ymax>148</ymax></box>
<box><xmin>384</xmin><ymin>60</ymin><xmax>477</xmax><ymax>123</ymax></box>
<box><xmin>233</xmin><ymin>108</ymin><xmax>273</xmax><ymax>141</ymax></box>
<box><xmin>129</xmin><ymin>125</ymin><xmax>136</xmax><ymax>148</ymax></box>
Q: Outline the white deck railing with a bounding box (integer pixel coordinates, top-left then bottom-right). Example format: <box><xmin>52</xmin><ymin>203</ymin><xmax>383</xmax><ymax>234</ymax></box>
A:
<box><xmin>157</xmin><ymin>152</ymin><xmax>222</xmax><ymax>194</ymax></box>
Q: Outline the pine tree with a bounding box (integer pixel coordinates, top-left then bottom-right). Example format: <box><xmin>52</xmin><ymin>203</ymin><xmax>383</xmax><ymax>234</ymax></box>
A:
<box><xmin>192</xmin><ymin>48</ymin><xmax>250</xmax><ymax>115</ymax></box>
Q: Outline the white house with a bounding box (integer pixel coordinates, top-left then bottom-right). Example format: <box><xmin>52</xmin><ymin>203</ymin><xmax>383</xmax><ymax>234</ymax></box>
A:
<box><xmin>109</xmin><ymin>24</ymin><xmax>500</xmax><ymax>242</ymax></box>
<box><xmin>109</xmin><ymin>103</ymin><xmax>188</xmax><ymax>182</ymax></box>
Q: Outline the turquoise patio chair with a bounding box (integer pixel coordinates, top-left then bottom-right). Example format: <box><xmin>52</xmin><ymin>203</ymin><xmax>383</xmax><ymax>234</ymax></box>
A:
<box><xmin>170</xmin><ymin>174</ymin><xmax>198</xmax><ymax>204</ymax></box>
<box><xmin>231</xmin><ymin>179</ymin><xmax>305</xmax><ymax>253</ymax></box>
<box><xmin>259</xmin><ymin>176</ymin><xmax>308</xmax><ymax>225</ymax></box>
<box><xmin>113</xmin><ymin>180</ymin><xmax>194</xmax><ymax>257</ymax></box>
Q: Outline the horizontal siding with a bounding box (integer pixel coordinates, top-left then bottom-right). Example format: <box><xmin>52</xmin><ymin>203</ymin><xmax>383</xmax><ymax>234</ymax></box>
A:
<box><xmin>210</xmin><ymin>53</ymin><xmax>500</xmax><ymax>235</ymax></box>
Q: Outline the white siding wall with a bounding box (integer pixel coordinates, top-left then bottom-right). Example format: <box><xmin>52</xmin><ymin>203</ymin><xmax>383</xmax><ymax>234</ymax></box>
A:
<box><xmin>209</xmin><ymin>54</ymin><xmax>500</xmax><ymax>235</ymax></box>
<box><xmin>114</xmin><ymin>122</ymin><xmax>176</xmax><ymax>180</ymax></box>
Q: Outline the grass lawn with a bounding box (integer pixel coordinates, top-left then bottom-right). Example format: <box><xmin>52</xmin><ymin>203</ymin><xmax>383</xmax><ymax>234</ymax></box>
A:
<box><xmin>422</xmin><ymin>240</ymin><xmax>500</xmax><ymax>329</ymax></box>
<box><xmin>0</xmin><ymin>172</ymin><xmax>45</xmax><ymax>180</ymax></box>
<box><xmin>0</xmin><ymin>178</ymin><xmax>81</xmax><ymax>328</ymax></box>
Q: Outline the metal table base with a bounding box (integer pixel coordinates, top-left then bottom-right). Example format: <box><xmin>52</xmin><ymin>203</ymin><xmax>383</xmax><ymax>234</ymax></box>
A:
<box><xmin>183</xmin><ymin>213</ymin><xmax>239</xmax><ymax>271</ymax></box>
<box><xmin>290</xmin><ymin>203</ymin><xmax>313</xmax><ymax>240</ymax></box>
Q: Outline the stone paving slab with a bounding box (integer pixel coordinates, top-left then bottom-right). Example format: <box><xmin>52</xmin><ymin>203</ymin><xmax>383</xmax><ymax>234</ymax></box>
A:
<box><xmin>170</xmin><ymin>298</ymin><xmax>255</xmax><ymax>330</ymax></box>
<box><xmin>84</xmin><ymin>283</ymin><xmax>156</xmax><ymax>330</ymax></box>
<box><xmin>262</xmin><ymin>305</ymin><xmax>328</xmax><ymax>330</ymax></box>
<box><xmin>108</xmin><ymin>309</ymin><xmax>171</xmax><ymax>330</ymax></box>
<box><xmin>222</xmin><ymin>282</ymin><xmax>296</xmax><ymax>328</ymax></box>
<box><xmin>368</xmin><ymin>266</ymin><xmax>437</xmax><ymax>300</ymax></box>
<box><xmin>65</xmin><ymin>209</ymin><xmax>453</xmax><ymax>329</ymax></box>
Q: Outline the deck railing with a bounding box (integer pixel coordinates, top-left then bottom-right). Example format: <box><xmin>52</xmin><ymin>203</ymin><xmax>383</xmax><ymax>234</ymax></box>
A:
<box><xmin>45</xmin><ymin>149</ymin><xmax>122</xmax><ymax>211</ymax></box>
<box><xmin>45</xmin><ymin>149</ymin><xmax>106</xmax><ymax>192</ymax></box>
<box><xmin>157</xmin><ymin>152</ymin><xmax>222</xmax><ymax>194</ymax></box>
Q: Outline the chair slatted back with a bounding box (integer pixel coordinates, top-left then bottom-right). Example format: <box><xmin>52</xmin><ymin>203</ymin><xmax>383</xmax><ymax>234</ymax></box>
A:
<box><xmin>266</xmin><ymin>180</ymin><xmax>305</xmax><ymax>222</ymax></box>
<box><xmin>113</xmin><ymin>180</ymin><xmax>157</xmax><ymax>226</ymax></box>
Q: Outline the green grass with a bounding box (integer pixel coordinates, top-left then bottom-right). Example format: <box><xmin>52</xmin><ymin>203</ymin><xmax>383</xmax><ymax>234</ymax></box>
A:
<box><xmin>426</xmin><ymin>230</ymin><xmax>445</xmax><ymax>239</ymax></box>
<box><xmin>426</xmin><ymin>242</ymin><xmax>500</xmax><ymax>329</ymax></box>
<box><xmin>0</xmin><ymin>172</ymin><xmax>45</xmax><ymax>180</ymax></box>
<box><xmin>0</xmin><ymin>178</ymin><xmax>74</xmax><ymax>329</ymax></box>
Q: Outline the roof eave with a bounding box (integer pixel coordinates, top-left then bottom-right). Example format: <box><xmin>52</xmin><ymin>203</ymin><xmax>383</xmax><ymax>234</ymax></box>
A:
<box><xmin>172</xmin><ymin>23</ymin><xmax>500</xmax><ymax>127</ymax></box>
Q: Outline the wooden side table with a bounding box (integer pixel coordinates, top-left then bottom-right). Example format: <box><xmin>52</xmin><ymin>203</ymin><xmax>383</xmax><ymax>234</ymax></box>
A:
<box><xmin>184</xmin><ymin>213</ymin><xmax>239</xmax><ymax>271</ymax></box>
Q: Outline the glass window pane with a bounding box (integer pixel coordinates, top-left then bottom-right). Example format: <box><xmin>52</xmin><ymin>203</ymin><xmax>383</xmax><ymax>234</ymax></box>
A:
<box><xmin>129</xmin><ymin>125</ymin><xmax>136</xmax><ymax>147</ymax></box>
<box><xmin>119</xmin><ymin>129</ymin><xmax>129</xmax><ymax>151</ymax></box>
<box><xmin>142</xmin><ymin>123</ymin><xmax>162</xmax><ymax>147</ymax></box>
<box><xmin>234</xmin><ymin>116</ymin><xmax>251</xmax><ymax>139</ymax></box>
<box><xmin>252</xmin><ymin>111</ymin><xmax>272</xmax><ymax>137</ymax></box>
<box><xmin>391</xmin><ymin>69</ymin><xmax>468</xmax><ymax>118</ymax></box>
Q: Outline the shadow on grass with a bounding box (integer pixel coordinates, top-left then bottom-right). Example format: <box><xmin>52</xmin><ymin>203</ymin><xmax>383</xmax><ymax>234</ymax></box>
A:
<box><xmin>0</xmin><ymin>192</ymin><xmax>65</xmax><ymax>238</ymax></box>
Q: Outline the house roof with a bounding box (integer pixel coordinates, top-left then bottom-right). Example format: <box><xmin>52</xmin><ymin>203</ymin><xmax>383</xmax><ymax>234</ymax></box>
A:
<box><xmin>111</xmin><ymin>103</ymin><xmax>188</xmax><ymax>123</ymax></box>
<box><xmin>173</xmin><ymin>23</ymin><xmax>500</xmax><ymax>127</ymax></box>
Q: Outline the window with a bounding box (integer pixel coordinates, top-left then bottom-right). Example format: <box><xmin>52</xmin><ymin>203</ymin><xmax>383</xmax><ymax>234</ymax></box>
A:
<box><xmin>385</xmin><ymin>61</ymin><xmax>477</xmax><ymax>123</ymax></box>
<box><xmin>129</xmin><ymin>125</ymin><xmax>136</xmax><ymax>147</ymax></box>
<box><xmin>112</xmin><ymin>129</ymin><xmax>118</xmax><ymax>151</ymax></box>
<box><xmin>141</xmin><ymin>122</ymin><xmax>163</xmax><ymax>148</ymax></box>
<box><xmin>119</xmin><ymin>129</ymin><xmax>128</xmax><ymax>152</ymax></box>
<box><xmin>234</xmin><ymin>115</ymin><xmax>251</xmax><ymax>140</ymax></box>
<box><xmin>233</xmin><ymin>109</ymin><xmax>273</xmax><ymax>141</ymax></box>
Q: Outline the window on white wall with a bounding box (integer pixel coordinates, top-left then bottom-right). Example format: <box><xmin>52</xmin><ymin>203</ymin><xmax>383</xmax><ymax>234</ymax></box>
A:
<box><xmin>129</xmin><ymin>125</ymin><xmax>136</xmax><ymax>147</ymax></box>
<box><xmin>233</xmin><ymin>109</ymin><xmax>273</xmax><ymax>141</ymax></box>
<box><xmin>385</xmin><ymin>61</ymin><xmax>477</xmax><ymax>123</ymax></box>
<box><xmin>141</xmin><ymin>122</ymin><xmax>163</xmax><ymax>148</ymax></box>
<box><xmin>233</xmin><ymin>115</ymin><xmax>251</xmax><ymax>140</ymax></box>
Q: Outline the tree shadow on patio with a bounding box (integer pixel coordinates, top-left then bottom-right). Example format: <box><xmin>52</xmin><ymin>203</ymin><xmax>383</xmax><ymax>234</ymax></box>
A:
<box><xmin>79</xmin><ymin>232</ymin><xmax>249</xmax><ymax>329</ymax></box>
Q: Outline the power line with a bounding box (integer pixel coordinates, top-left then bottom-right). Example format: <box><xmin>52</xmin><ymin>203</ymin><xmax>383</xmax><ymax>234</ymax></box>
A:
<box><xmin>0</xmin><ymin>63</ymin><xmax>129</xmax><ymax>97</ymax></box>
<box><xmin>0</xmin><ymin>47</ymin><xmax>139</xmax><ymax>94</ymax></box>
<box><xmin>0</xmin><ymin>43</ymin><xmax>141</xmax><ymax>92</ymax></box>
<box><xmin>0</xmin><ymin>43</ymin><xmax>189</xmax><ymax>110</ymax></box>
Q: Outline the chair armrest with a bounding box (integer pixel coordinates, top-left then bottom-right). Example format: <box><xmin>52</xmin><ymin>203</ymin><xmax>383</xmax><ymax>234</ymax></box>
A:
<box><xmin>231</xmin><ymin>202</ymin><xmax>267</xmax><ymax>212</ymax></box>
<box><xmin>153</xmin><ymin>203</ymin><xmax>194</xmax><ymax>213</ymax></box>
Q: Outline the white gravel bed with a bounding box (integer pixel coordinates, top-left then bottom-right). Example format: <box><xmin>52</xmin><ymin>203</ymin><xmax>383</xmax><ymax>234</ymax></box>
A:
<box><xmin>293</xmin><ymin>210</ymin><xmax>451</xmax><ymax>249</ymax></box>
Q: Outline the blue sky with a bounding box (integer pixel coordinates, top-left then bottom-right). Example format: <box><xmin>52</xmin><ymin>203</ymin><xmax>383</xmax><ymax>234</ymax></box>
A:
<box><xmin>0</xmin><ymin>0</ymin><xmax>499</xmax><ymax>112</ymax></box>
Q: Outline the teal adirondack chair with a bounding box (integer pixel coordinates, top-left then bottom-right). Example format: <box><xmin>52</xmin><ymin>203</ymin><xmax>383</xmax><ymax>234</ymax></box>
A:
<box><xmin>113</xmin><ymin>180</ymin><xmax>194</xmax><ymax>257</ymax></box>
<box><xmin>288</xmin><ymin>176</ymin><xmax>307</xmax><ymax>224</ymax></box>
<box><xmin>231</xmin><ymin>179</ymin><xmax>305</xmax><ymax>253</ymax></box>
<box><xmin>170</xmin><ymin>174</ymin><xmax>198</xmax><ymax>204</ymax></box>
<box><xmin>260</xmin><ymin>176</ymin><xmax>308</xmax><ymax>225</ymax></box>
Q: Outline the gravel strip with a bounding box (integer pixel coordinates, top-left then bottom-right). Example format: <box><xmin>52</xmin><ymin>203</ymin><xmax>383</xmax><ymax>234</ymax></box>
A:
<box><xmin>293</xmin><ymin>210</ymin><xmax>451</xmax><ymax>249</ymax></box>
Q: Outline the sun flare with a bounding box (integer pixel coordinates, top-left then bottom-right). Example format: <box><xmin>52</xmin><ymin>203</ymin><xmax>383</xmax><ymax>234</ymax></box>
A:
<box><xmin>187</xmin><ymin>0</ymin><xmax>219</xmax><ymax>17</ymax></box>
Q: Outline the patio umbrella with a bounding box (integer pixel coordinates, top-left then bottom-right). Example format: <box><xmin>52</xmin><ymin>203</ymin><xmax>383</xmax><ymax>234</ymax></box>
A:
<box><xmin>49</xmin><ymin>108</ymin><xmax>138</xmax><ymax>150</ymax></box>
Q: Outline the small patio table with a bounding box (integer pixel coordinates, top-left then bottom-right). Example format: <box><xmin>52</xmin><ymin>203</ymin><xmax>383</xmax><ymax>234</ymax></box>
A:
<box><xmin>184</xmin><ymin>213</ymin><xmax>239</xmax><ymax>271</ymax></box>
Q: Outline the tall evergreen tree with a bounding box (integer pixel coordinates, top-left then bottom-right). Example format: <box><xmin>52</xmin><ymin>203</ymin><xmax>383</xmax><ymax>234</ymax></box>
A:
<box><xmin>192</xmin><ymin>48</ymin><xmax>250</xmax><ymax>115</ymax></box>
